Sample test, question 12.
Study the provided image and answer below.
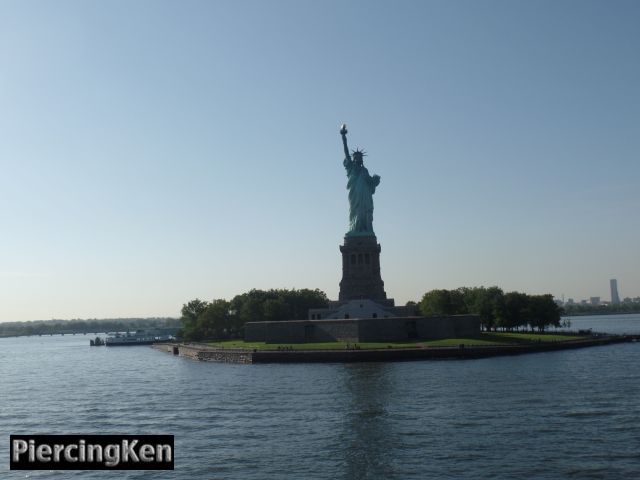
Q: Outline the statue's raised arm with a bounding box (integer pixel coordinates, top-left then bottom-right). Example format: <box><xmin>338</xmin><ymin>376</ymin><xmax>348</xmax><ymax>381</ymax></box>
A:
<box><xmin>340</xmin><ymin>124</ymin><xmax>351</xmax><ymax>162</ymax></box>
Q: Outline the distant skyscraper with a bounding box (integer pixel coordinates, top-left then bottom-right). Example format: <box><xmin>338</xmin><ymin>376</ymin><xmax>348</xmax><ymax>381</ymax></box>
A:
<box><xmin>610</xmin><ymin>279</ymin><xmax>620</xmax><ymax>305</ymax></box>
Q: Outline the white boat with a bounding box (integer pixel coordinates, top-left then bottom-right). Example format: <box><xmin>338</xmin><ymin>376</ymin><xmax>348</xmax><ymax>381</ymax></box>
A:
<box><xmin>105</xmin><ymin>330</ymin><xmax>174</xmax><ymax>346</ymax></box>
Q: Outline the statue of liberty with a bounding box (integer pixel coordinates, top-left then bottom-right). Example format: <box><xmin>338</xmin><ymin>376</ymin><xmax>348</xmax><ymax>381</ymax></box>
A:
<box><xmin>340</xmin><ymin>124</ymin><xmax>381</xmax><ymax>237</ymax></box>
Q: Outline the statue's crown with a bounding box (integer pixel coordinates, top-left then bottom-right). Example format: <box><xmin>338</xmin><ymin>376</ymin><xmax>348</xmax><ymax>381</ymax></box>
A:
<box><xmin>352</xmin><ymin>149</ymin><xmax>366</xmax><ymax>157</ymax></box>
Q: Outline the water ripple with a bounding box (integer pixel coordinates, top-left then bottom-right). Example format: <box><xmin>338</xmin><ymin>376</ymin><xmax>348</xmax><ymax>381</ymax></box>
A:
<box><xmin>1</xmin><ymin>330</ymin><xmax>640</xmax><ymax>479</ymax></box>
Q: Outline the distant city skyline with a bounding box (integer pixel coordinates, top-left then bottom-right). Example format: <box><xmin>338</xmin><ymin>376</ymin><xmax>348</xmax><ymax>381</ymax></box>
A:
<box><xmin>559</xmin><ymin>278</ymin><xmax>640</xmax><ymax>306</ymax></box>
<box><xmin>509</xmin><ymin>278</ymin><xmax>640</xmax><ymax>306</ymax></box>
<box><xmin>1</xmin><ymin>1</ymin><xmax>639</xmax><ymax>322</ymax></box>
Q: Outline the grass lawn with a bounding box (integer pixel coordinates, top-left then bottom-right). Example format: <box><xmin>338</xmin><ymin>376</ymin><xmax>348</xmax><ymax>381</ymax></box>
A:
<box><xmin>207</xmin><ymin>332</ymin><xmax>584</xmax><ymax>351</ymax></box>
<box><xmin>419</xmin><ymin>337</ymin><xmax>504</xmax><ymax>347</ymax></box>
<box><xmin>208</xmin><ymin>340</ymin><xmax>422</xmax><ymax>350</ymax></box>
<box><xmin>487</xmin><ymin>332</ymin><xmax>584</xmax><ymax>343</ymax></box>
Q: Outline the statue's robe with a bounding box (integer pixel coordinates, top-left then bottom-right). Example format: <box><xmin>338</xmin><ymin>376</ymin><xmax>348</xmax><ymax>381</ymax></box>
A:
<box><xmin>344</xmin><ymin>157</ymin><xmax>380</xmax><ymax>236</ymax></box>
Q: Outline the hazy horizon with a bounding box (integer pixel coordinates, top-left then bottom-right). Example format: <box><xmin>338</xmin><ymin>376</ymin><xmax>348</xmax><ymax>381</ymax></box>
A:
<box><xmin>1</xmin><ymin>0</ymin><xmax>639</xmax><ymax>322</ymax></box>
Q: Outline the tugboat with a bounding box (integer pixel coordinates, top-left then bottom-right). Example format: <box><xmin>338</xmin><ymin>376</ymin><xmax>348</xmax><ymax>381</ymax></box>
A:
<box><xmin>104</xmin><ymin>330</ymin><xmax>174</xmax><ymax>346</ymax></box>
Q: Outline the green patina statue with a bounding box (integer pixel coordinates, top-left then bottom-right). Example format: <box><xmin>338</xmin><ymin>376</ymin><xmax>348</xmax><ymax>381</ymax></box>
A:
<box><xmin>340</xmin><ymin>124</ymin><xmax>381</xmax><ymax>237</ymax></box>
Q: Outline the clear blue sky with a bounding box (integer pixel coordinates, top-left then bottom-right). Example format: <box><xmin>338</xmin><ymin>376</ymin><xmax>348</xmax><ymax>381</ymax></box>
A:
<box><xmin>1</xmin><ymin>0</ymin><xmax>638</xmax><ymax>321</ymax></box>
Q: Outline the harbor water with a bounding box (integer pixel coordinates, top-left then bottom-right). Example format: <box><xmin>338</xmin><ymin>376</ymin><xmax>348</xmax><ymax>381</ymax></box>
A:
<box><xmin>1</xmin><ymin>314</ymin><xmax>639</xmax><ymax>479</ymax></box>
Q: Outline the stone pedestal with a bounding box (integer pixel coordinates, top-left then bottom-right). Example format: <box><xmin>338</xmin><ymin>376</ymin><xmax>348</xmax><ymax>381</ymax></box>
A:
<box><xmin>338</xmin><ymin>235</ymin><xmax>388</xmax><ymax>302</ymax></box>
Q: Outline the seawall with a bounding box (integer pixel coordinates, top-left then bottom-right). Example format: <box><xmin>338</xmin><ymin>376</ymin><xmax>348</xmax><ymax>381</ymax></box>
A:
<box><xmin>152</xmin><ymin>343</ymin><xmax>253</xmax><ymax>364</ymax></box>
<box><xmin>152</xmin><ymin>335</ymin><xmax>638</xmax><ymax>364</ymax></box>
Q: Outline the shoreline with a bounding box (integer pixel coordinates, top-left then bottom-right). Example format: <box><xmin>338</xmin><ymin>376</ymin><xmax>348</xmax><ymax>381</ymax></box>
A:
<box><xmin>564</xmin><ymin>311</ymin><xmax>640</xmax><ymax>317</ymax></box>
<box><xmin>152</xmin><ymin>334</ymin><xmax>638</xmax><ymax>364</ymax></box>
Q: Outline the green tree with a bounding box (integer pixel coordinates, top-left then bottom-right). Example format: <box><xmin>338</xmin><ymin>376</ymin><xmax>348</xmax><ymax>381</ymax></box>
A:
<box><xmin>230</xmin><ymin>289</ymin><xmax>271</xmax><ymax>326</ymax></box>
<box><xmin>528</xmin><ymin>294</ymin><xmax>563</xmax><ymax>332</ymax></box>
<box><xmin>502</xmin><ymin>291</ymin><xmax>530</xmax><ymax>331</ymax></box>
<box><xmin>470</xmin><ymin>286</ymin><xmax>505</xmax><ymax>331</ymax></box>
<box><xmin>405</xmin><ymin>301</ymin><xmax>420</xmax><ymax>315</ymax></box>
<box><xmin>179</xmin><ymin>298</ymin><xmax>210</xmax><ymax>340</ymax></box>
<box><xmin>196</xmin><ymin>299</ymin><xmax>232</xmax><ymax>339</ymax></box>
<box><xmin>230</xmin><ymin>288</ymin><xmax>328</xmax><ymax>329</ymax></box>
<box><xmin>263</xmin><ymin>297</ymin><xmax>290</xmax><ymax>321</ymax></box>
<box><xmin>280</xmin><ymin>288</ymin><xmax>329</xmax><ymax>319</ymax></box>
<box><xmin>419</xmin><ymin>289</ymin><xmax>467</xmax><ymax>315</ymax></box>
